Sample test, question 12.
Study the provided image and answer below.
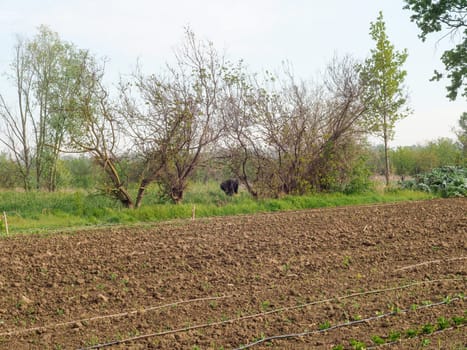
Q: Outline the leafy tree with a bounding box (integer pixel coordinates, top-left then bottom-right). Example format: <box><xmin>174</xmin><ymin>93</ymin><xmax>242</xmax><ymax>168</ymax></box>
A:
<box><xmin>0</xmin><ymin>153</ymin><xmax>19</xmax><ymax>188</ymax></box>
<box><xmin>0</xmin><ymin>26</ymin><xmax>89</xmax><ymax>191</ymax></box>
<box><xmin>404</xmin><ymin>0</ymin><xmax>467</xmax><ymax>100</ymax></box>
<box><xmin>359</xmin><ymin>11</ymin><xmax>411</xmax><ymax>186</ymax></box>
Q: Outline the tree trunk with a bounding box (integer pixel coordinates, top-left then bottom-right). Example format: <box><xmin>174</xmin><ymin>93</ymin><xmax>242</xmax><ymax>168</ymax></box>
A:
<box><xmin>98</xmin><ymin>157</ymin><xmax>134</xmax><ymax>209</ymax></box>
<box><xmin>383</xmin><ymin>116</ymin><xmax>390</xmax><ymax>187</ymax></box>
<box><xmin>135</xmin><ymin>178</ymin><xmax>151</xmax><ymax>209</ymax></box>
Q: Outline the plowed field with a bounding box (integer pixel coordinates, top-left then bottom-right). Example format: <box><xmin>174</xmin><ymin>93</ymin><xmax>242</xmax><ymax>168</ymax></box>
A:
<box><xmin>0</xmin><ymin>198</ymin><xmax>466</xmax><ymax>349</ymax></box>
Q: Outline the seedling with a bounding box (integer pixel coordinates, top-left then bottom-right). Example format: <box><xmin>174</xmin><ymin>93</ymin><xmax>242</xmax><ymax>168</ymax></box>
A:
<box><xmin>349</xmin><ymin>339</ymin><xmax>366</xmax><ymax>350</ymax></box>
<box><xmin>451</xmin><ymin>315</ymin><xmax>465</xmax><ymax>326</ymax></box>
<box><xmin>421</xmin><ymin>323</ymin><xmax>435</xmax><ymax>334</ymax></box>
<box><xmin>332</xmin><ymin>345</ymin><xmax>344</xmax><ymax>350</ymax></box>
<box><xmin>405</xmin><ymin>328</ymin><xmax>418</xmax><ymax>338</ymax></box>
<box><xmin>421</xmin><ymin>338</ymin><xmax>431</xmax><ymax>347</ymax></box>
<box><xmin>342</xmin><ymin>256</ymin><xmax>351</xmax><ymax>268</ymax></box>
<box><xmin>371</xmin><ymin>335</ymin><xmax>385</xmax><ymax>345</ymax></box>
<box><xmin>260</xmin><ymin>300</ymin><xmax>271</xmax><ymax>311</ymax></box>
<box><xmin>388</xmin><ymin>331</ymin><xmax>401</xmax><ymax>342</ymax></box>
<box><xmin>318</xmin><ymin>320</ymin><xmax>331</xmax><ymax>330</ymax></box>
<box><xmin>437</xmin><ymin>317</ymin><xmax>450</xmax><ymax>330</ymax></box>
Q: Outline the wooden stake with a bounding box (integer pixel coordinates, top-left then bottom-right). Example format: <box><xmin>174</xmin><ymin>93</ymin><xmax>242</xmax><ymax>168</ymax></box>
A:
<box><xmin>191</xmin><ymin>205</ymin><xmax>196</xmax><ymax>221</ymax></box>
<box><xmin>3</xmin><ymin>211</ymin><xmax>8</xmax><ymax>235</ymax></box>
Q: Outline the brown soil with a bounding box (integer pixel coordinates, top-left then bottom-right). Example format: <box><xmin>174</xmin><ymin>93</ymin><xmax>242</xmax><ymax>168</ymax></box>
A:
<box><xmin>0</xmin><ymin>198</ymin><xmax>466</xmax><ymax>350</ymax></box>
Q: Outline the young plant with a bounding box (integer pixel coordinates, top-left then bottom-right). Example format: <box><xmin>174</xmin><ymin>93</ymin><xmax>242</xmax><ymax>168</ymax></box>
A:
<box><xmin>371</xmin><ymin>335</ymin><xmax>385</xmax><ymax>345</ymax></box>
<box><xmin>421</xmin><ymin>323</ymin><xmax>435</xmax><ymax>334</ymax></box>
<box><xmin>405</xmin><ymin>328</ymin><xmax>418</xmax><ymax>338</ymax></box>
<box><xmin>319</xmin><ymin>320</ymin><xmax>331</xmax><ymax>330</ymax></box>
<box><xmin>332</xmin><ymin>345</ymin><xmax>344</xmax><ymax>350</ymax></box>
<box><xmin>388</xmin><ymin>331</ymin><xmax>401</xmax><ymax>342</ymax></box>
<box><xmin>437</xmin><ymin>316</ymin><xmax>450</xmax><ymax>330</ymax></box>
<box><xmin>349</xmin><ymin>339</ymin><xmax>366</xmax><ymax>350</ymax></box>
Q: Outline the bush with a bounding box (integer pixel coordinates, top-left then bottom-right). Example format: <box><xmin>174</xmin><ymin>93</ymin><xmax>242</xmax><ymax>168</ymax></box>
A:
<box><xmin>401</xmin><ymin>166</ymin><xmax>466</xmax><ymax>197</ymax></box>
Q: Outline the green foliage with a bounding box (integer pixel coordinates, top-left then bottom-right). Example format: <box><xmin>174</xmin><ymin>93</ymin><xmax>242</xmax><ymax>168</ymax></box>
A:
<box><xmin>0</xmin><ymin>153</ymin><xmax>20</xmax><ymax>189</ymax></box>
<box><xmin>349</xmin><ymin>339</ymin><xmax>366</xmax><ymax>350</ymax></box>
<box><xmin>0</xmin><ymin>185</ymin><xmax>434</xmax><ymax>234</ymax></box>
<box><xmin>401</xmin><ymin>166</ymin><xmax>466</xmax><ymax>197</ymax></box>
<box><xmin>437</xmin><ymin>317</ymin><xmax>450</xmax><ymax>330</ymax></box>
<box><xmin>318</xmin><ymin>320</ymin><xmax>331</xmax><ymax>330</ymax></box>
<box><xmin>421</xmin><ymin>323</ymin><xmax>435</xmax><ymax>335</ymax></box>
<box><xmin>391</xmin><ymin>138</ymin><xmax>463</xmax><ymax>176</ymax></box>
<box><xmin>404</xmin><ymin>0</ymin><xmax>467</xmax><ymax>100</ymax></box>
<box><xmin>371</xmin><ymin>335</ymin><xmax>386</xmax><ymax>345</ymax></box>
<box><xmin>359</xmin><ymin>11</ymin><xmax>410</xmax><ymax>186</ymax></box>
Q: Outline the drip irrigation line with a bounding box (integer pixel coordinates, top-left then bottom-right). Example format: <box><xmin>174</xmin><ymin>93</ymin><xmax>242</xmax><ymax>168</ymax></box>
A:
<box><xmin>0</xmin><ymin>295</ymin><xmax>232</xmax><ymax>337</ymax></box>
<box><xmin>365</xmin><ymin>324</ymin><xmax>465</xmax><ymax>349</ymax></box>
<box><xmin>73</xmin><ymin>278</ymin><xmax>464</xmax><ymax>350</ymax></box>
<box><xmin>232</xmin><ymin>297</ymin><xmax>462</xmax><ymax>350</ymax></box>
<box><xmin>394</xmin><ymin>256</ymin><xmax>467</xmax><ymax>272</ymax></box>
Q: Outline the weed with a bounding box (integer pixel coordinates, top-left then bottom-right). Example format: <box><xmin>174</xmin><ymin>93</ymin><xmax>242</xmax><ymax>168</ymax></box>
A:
<box><xmin>332</xmin><ymin>345</ymin><xmax>344</xmax><ymax>350</ymax></box>
<box><xmin>209</xmin><ymin>301</ymin><xmax>217</xmax><ymax>310</ymax></box>
<box><xmin>109</xmin><ymin>272</ymin><xmax>117</xmax><ymax>281</ymax></box>
<box><xmin>55</xmin><ymin>308</ymin><xmax>64</xmax><ymax>316</ymax></box>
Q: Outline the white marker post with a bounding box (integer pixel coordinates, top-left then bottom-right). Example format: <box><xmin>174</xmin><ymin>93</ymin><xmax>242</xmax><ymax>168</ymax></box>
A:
<box><xmin>3</xmin><ymin>212</ymin><xmax>9</xmax><ymax>235</ymax></box>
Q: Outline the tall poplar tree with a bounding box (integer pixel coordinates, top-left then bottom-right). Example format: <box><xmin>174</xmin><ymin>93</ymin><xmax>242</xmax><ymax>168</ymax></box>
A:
<box><xmin>360</xmin><ymin>11</ymin><xmax>411</xmax><ymax>186</ymax></box>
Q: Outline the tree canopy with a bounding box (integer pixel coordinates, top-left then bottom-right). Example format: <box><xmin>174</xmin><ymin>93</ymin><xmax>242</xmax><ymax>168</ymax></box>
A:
<box><xmin>404</xmin><ymin>0</ymin><xmax>467</xmax><ymax>100</ymax></box>
<box><xmin>359</xmin><ymin>11</ymin><xmax>410</xmax><ymax>186</ymax></box>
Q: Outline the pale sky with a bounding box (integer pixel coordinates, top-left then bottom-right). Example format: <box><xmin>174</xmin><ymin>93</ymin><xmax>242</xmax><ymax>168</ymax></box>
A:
<box><xmin>0</xmin><ymin>0</ymin><xmax>465</xmax><ymax>147</ymax></box>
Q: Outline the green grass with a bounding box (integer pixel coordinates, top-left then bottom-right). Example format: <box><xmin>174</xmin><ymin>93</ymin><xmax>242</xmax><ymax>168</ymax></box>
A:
<box><xmin>0</xmin><ymin>182</ymin><xmax>436</xmax><ymax>235</ymax></box>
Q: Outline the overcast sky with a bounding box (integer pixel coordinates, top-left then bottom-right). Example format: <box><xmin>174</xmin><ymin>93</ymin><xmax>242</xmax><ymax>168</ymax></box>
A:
<box><xmin>1</xmin><ymin>0</ymin><xmax>465</xmax><ymax>147</ymax></box>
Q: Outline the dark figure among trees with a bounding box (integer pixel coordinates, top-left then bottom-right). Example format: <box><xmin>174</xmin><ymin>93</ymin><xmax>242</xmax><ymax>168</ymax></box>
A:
<box><xmin>220</xmin><ymin>179</ymin><xmax>239</xmax><ymax>196</ymax></box>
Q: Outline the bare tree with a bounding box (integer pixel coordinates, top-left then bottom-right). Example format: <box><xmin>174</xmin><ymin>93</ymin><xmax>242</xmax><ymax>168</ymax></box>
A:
<box><xmin>120</xmin><ymin>29</ymin><xmax>225</xmax><ymax>204</ymax></box>
<box><xmin>221</xmin><ymin>56</ymin><xmax>367</xmax><ymax>198</ymax></box>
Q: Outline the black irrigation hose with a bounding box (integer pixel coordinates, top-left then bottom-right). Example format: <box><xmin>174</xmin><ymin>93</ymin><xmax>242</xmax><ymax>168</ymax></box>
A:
<box><xmin>232</xmin><ymin>297</ymin><xmax>462</xmax><ymax>350</ymax></box>
<box><xmin>365</xmin><ymin>324</ymin><xmax>466</xmax><ymax>349</ymax></box>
